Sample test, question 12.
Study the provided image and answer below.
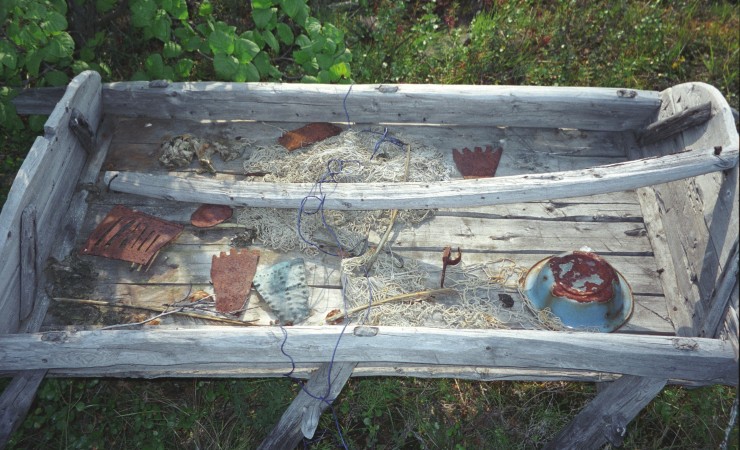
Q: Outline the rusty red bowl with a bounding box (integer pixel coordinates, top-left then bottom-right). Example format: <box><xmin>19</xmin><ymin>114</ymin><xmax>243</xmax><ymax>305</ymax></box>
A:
<box><xmin>521</xmin><ymin>251</ymin><xmax>634</xmax><ymax>332</ymax></box>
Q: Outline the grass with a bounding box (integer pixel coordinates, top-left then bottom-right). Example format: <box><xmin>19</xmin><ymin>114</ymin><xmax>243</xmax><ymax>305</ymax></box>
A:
<box><xmin>2</xmin><ymin>0</ymin><xmax>739</xmax><ymax>448</ymax></box>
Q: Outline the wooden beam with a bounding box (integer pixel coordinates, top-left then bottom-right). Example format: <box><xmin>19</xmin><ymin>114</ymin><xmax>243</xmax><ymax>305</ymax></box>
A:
<box><xmin>103</xmin><ymin>146</ymin><xmax>738</xmax><ymax>210</ymax></box>
<box><xmin>0</xmin><ymin>370</ymin><xmax>46</xmax><ymax>447</ymax></box>
<box><xmin>14</xmin><ymin>83</ymin><xmax>661</xmax><ymax>131</ymax></box>
<box><xmin>257</xmin><ymin>362</ymin><xmax>356</xmax><ymax>449</ymax></box>
<box><xmin>637</xmin><ymin>102</ymin><xmax>713</xmax><ymax>146</ymax></box>
<box><xmin>545</xmin><ymin>375</ymin><xmax>667</xmax><ymax>449</ymax></box>
<box><xmin>0</xmin><ymin>327</ymin><xmax>736</xmax><ymax>384</ymax></box>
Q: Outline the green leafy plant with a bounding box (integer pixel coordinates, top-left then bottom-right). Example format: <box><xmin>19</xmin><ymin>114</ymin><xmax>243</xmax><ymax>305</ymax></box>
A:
<box><xmin>126</xmin><ymin>0</ymin><xmax>352</xmax><ymax>83</ymax></box>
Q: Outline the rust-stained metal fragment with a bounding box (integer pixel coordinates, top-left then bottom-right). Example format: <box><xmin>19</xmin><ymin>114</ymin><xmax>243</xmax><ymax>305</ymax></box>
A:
<box><xmin>548</xmin><ymin>251</ymin><xmax>617</xmax><ymax>303</ymax></box>
<box><xmin>79</xmin><ymin>205</ymin><xmax>183</xmax><ymax>267</ymax></box>
<box><xmin>191</xmin><ymin>204</ymin><xmax>233</xmax><ymax>228</ymax></box>
<box><xmin>440</xmin><ymin>246</ymin><xmax>462</xmax><ymax>288</ymax></box>
<box><xmin>278</xmin><ymin>122</ymin><xmax>343</xmax><ymax>151</ymax></box>
<box><xmin>452</xmin><ymin>145</ymin><xmax>503</xmax><ymax>178</ymax></box>
<box><xmin>211</xmin><ymin>248</ymin><xmax>260</xmax><ymax>313</ymax></box>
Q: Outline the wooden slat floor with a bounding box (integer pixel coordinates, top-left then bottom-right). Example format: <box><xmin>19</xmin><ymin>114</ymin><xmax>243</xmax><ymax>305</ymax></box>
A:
<box><xmin>43</xmin><ymin>119</ymin><xmax>674</xmax><ymax>335</ymax></box>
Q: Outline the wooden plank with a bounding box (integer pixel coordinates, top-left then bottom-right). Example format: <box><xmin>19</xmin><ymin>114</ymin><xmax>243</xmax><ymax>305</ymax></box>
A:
<box><xmin>0</xmin><ymin>327</ymin><xmax>735</xmax><ymax>383</ymax></box>
<box><xmin>637</xmin><ymin>102</ymin><xmax>712</xmax><ymax>146</ymax></box>
<box><xmin>98</xmin><ymin>82</ymin><xmax>661</xmax><ymax>131</ymax></box>
<box><xmin>19</xmin><ymin>207</ymin><xmax>37</xmax><ymax>322</ymax></box>
<box><xmin>258</xmin><ymin>362</ymin><xmax>356</xmax><ymax>449</ymax></box>
<box><xmin>545</xmin><ymin>375</ymin><xmax>667</xmax><ymax>449</ymax></box>
<box><xmin>0</xmin><ymin>370</ymin><xmax>46</xmax><ymax>447</ymax></box>
<box><xmin>0</xmin><ymin>71</ymin><xmax>101</xmax><ymax>334</ymax></box>
<box><xmin>700</xmin><ymin>239</ymin><xmax>739</xmax><ymax>338</ymax></box>
<box><xmin>103</xmin><ymin>145</ymin><xmax>737</xmax><ymax>210</ymax></box>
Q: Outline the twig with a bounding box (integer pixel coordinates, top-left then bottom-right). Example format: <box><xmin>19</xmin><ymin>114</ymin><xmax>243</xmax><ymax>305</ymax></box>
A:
<box><xmin>325</xmin><ymin>288</ymin><xmax>455</xmax><ymax>322</ymax></box>
<box><xmin>364</xmin><ymin>143</ymin><xmax>412</xmax><ymax>271</ymax></box>
<box><xmin>52</xmin><ymin>297</ymin><xmax>256</xmax><ymax>326</ymax></box>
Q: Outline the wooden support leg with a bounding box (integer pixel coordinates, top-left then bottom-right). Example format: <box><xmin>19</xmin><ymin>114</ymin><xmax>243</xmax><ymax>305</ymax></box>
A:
<box><xmin>0</xmin><ymin>369</ymin><xmax>46</xmax><ymax>446</ymax></box>
<box><xmin>258</xmin><ymin>362</ymin><xmax>357</xmax><ymax>449</ymax></box>
<box><xmin>545</xmin><ymin>375</ymin><xmax>667</xmax><ymax>449</ymax></box>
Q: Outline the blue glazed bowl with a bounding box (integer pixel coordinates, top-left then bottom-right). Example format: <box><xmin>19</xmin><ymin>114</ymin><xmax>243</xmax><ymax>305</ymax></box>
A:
<box><xmin>521</xmin><ymin>251</ymin><xmax>634</xmax><ymax>332</ymax></box>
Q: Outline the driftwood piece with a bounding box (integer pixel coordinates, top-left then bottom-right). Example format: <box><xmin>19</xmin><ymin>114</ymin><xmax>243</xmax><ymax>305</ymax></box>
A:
<box><xmin>637</xmin><ymin>102</ymin><xmax>712</xmax><ymax>146</ymax></box>
<box><xmin>257</xmin><ymin>362</ymin><xmax>356</xmax><ymax>449</ymax></box>
<box><xmin>545</xmin><ymin>375</ymin><xmax>667</xmax><ymax>449</ymax></box>
<box><xmin>0</xmin><ymin>327</ymin><xmax>736</xmax><ymax>384</ymax></box>
<box><xmin>103</xmin><ymin>146</ymin><xmax>737</xmax><ymax>210</ymax></box>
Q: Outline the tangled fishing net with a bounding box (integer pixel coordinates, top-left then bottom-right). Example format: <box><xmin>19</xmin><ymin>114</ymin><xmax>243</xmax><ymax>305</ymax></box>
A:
<box><xmin>237</xmin><ymin>129</ymin><xmax>448</xmax><ymax>253</ymax></box>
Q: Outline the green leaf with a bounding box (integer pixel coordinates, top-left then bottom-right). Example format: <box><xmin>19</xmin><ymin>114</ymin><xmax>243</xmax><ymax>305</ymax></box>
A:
<box><xmin>252</xmin><ymin>7</ymin><xmax>275</xmax><ymax>30</ymax></box>
<box><xmin>130</xmin><ymin>0</ymin><xmax>156</xmax><ymax>27</ymax></box>
<box><xmin>151</xmin><ymin>9</ymin><xmax>172</xmax><ymax>42</ymax></box>
<box><xmin>293</xmin><ymin>48</ymin><xmax>312</xmax><ymax>64</ymax></box>
<box><xmin>301</xmin><ymin>75</ymin><xmax>318</xmax><ymax>83</ymax></box>
<box><xmin>295</xmin><ymin>34</ymin><xmax>311</xmax><ymax>48</ymax></box>
<box><xmin>252</xmin><ymin>0</ymin><xmax>274</xmax><ymax>8</ymax></box>
<box><xmin>175</xmin><ymin>58</ymin><xmax>194</xmax><ymax>78</ymax></box>
<box><xmin>43</xmin><ymin>33</ymin><xmax>75</xmax><ymax>62</ymax></box>
<box><xmin>329</xmin><ymin>61</ymin><xmax>351</xmax><ymax>80</ymax></box>
<box><xmin>317</xmin><ymin>69</ymin><xmax>330</xmax><ymax>83</ymax></box>
<box><xmin>275</xmin><ymin>23</ymin><xmax>293</xmax><ymax>45</ymax></box>
<box><xmin>44</xmin><ymin>70</ymin><xmax>69</xmax><ymax>86</ymax></box>
<box><xmin>262</xmin><ymin>30</ymin><xmax>279</xmax><ymax>52</ymax></box>
<box><xmin>280</xmin><ymin>0</ymin><xmax>302</xmax><ymax>20</ymax></box>
<box><xmin>209</xmin><ymin>30</ymin><xmax>234</xmax><ymax>55</ymax></box>
<box><xmin>24</xmin><ymin>49</ymin><xmax>43</xmax><ymax>76</ymax></box>
<box><xmin>80</xmin><ymin>47</ymin><xmax>95</xmax><ymax>62</ymax></box>
<box><xmin>162</xmin><ymin>41</ymin><xmax>182</xmax><ymax>58</ymax></box>
<box><xmin>95</xmin><ymin>0</ymin><xmax>117</xmax><ymax>14</ymax></box>
<box><xmin>71</xmin><ymin>60</ymin><xmax>90</xmax><ymax>74</ymax></box>
<box><xmin>174</xmin><ymin>24</ymin><xmax>196</xmax><ymax>41</ymax></box>
<box><xmin>242</xmin><ymin>30</ymin><xmax>265</xmax><ymax>48</ymax></box>
<box><xmin>145</xmin><ymin>53</ymin><xmax>165</xmax><ymax>78</ymax></box>
<box><xmin>235</xmin><ymin>38</ymin><xmax>260</xmax><ymax>63</ymax></box>
<box><xmin>40</xmin><ymin>11</ymin><xmax>67</xmax><ymax>33</ymax></box>
<box><xmin>29</xmin><ymin>115</ymin><xmax>47</xmax><ymax>132</ymax></box>
<box><xmin>242</xmin><ymin>62</ymin><xmax>260</xmax><ymax>81</ymax></box>
<box><xmin>304</xmin><ymin>17</ymin><xmax>322</xmax><ymax>38</ymax></box>
<box><xmin>0</xmin><ymin>41</ymin><xmax>17</xmax><ymax>70</ymax></box>
<box><xmin>162</xmin><ymin>0</ymin><xmax>188</xmax><ymax>20</ymax></box>
<box><xmin>252</xmin><ymin>51</ymin><xmax>273</xmax><ymax>77</ymax></box>
<box><xmin>198</xmin><ymin>1</ymin><xmax>212</xmax><ymax>17</ymax></box>
<box><xmin>213</xmin><ymin>53</ymin><xmax>238</xmax><ymax>79</ymax></box>
<box><xmin>131</xmin><ymin>70</ymin><xmax>148</xmax><ymax>81</ymax></box>
<box><xmin>316</xmin><ymin>53</ymin><xmax>333</xmax><ymax>70</ymax></box>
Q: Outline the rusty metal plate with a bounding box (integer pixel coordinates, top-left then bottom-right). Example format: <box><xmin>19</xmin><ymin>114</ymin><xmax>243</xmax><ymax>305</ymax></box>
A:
<box><xmin>211</xmin><ymin>248</ymin><xmax>260</xmax><ymax>313</ymax></box>
<box><xmin>79</xmin><ymin>205</ymin><xmax>183</xmax><ymax>267</ymax></box>
<box><xmin>549</xmin><ymin>252</ymin><xmax>617</xmax><ymax>303</ymax></box>
<box><xmin>191</xmin><ymin>204</ymin><xmax>233</xmax><ymax>228</ymax></box>
<box><xmin>277</xmin><ymin>122</ymin><xmax>343</xmax><ymax>151</ymax></box>
<box><xmin>452</xmin><ymin>145</ymin><xmax>503</xmax><ymax>178</ymax></box>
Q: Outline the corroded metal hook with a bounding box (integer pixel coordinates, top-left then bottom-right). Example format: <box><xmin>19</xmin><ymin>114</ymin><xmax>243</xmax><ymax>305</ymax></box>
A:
<box><xmin>440</xmin><ymin>246</ymin><xmax>462</xmax><ymax>288</ymax></box>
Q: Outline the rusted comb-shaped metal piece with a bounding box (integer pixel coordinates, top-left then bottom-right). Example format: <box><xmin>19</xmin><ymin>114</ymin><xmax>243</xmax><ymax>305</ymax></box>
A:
<box><xmin>211</xmin><ymin>248</ymin><xmax>260</xmax><ymax>314</ymax></box>
<box><xmin>452</xmin><ymin>145</ymin><xmax>504</xmax><ymax>178</ymax></box>
<box><xmin>79</xmin><ymin>205</ymin><xmax>183</xmax><ymax>268</ymax></box>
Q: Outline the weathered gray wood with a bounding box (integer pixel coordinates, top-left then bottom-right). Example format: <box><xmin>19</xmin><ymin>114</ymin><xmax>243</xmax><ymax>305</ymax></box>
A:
<box><xmin>103</xmin><ymin>145</ymin><xmax>737</xmax><ymax>211</ymax></box>
<box><xmin>0</xmin><ymin>71</ymin><xmax>102</xmax><ymax>334</ymax></box>
<box><xmin>0</xmin><ymin>327</ymin><xmax>735</xmax><ymax>384</ymax></box>
<box><xmin>700</xmin><ymin>239</ymin><xmax>739</xmax><ymax>338</ymax></box>
<box><xmin>19</xmin><ymin>207</ymin><xmax>37</xmax><ymax>322</ymax></box>
<box><xmin>257</xmin><ymin>362</ymin><xmax>356</xmax><ymax>449</ymax></box>
<box><xmin>0</xmin><ymin>369</ymin><xmax>46</xmax><ymax>447</ymax></box>
<box><xmin>11</xmin><ymin>87</ymin><xmax>65</xmax><ymax>114</ymax></box>
<box><xmin>637</xmin><ymin>102</ymin><xmax>712</xmax><ymax>146</ymax></box>
<box><xmin>98</xmin><ymin>82</ymin><xmax>660</xmax><ymax>131</ymax></box>
<box><xmin>545</xmin><ymin>375</ymin><xmax>667</xmax><ymax>449</ymax></box>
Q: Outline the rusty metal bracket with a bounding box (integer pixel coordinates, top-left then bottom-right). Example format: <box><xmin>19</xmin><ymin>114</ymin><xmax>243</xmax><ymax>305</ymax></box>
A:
<box><xmin>452</xmin><ymin>145</ymin><xmax>503</xmax><ymax>178</ymax></box>
<box><xmin>440</xmin><ymin>246</ymin><xmax>462</xmax><ymax>288</ymax></box>
<box><xmin>69</xmin><ymin>108</ymin><xmax>95</xmax><ymax>155</ymax></box>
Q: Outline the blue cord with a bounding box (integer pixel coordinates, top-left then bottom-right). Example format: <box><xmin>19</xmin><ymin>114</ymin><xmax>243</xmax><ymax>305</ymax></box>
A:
<box><xmin>343</xmin><ymin>84</ymin><xmax>353</xmax><ymax>128</ymax></box>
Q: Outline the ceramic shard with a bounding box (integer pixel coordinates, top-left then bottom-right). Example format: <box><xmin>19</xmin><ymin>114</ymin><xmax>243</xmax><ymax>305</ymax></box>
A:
<box><xmin>277</xmin><ymin>123</ymin><xmax>343</xmax><ymax>151</ymax></box>
<box><xmin>252</xmin><ymin>258</ymin><xmax>310</xmax><ymax>325</ymax></box>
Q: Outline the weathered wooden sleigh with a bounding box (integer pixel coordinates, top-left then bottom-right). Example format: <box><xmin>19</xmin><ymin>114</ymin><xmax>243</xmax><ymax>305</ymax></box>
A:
<box><xmin>1</xmin><ymin>71</ymin><xmax>737</xmax><ymax>448</ymax></box>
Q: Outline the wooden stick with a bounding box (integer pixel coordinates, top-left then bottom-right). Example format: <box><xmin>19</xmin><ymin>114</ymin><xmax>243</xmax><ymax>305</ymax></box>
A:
<box><xmin>325</xmin><ymin>288</ymin><xmax>456</xmax><ymax>323</ymax></box>
<box><xmin>52</xmin><ymin>297</ymin><xmax>255</xmax><ymax>326</ymax></box>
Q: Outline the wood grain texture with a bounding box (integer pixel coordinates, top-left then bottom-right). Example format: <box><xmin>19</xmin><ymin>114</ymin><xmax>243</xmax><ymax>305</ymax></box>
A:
<box><xmin>0</xmin><ymin>70</ymin><xmax>101</xmax><ymax>334</ymax></box>
<box><xmin>103</xmin><ymin>145</ymin><xmax>736</xmax><ymax>211</ymax></box>
<box><xmin>257</xmin><ymin>362</ymin><xmax>356</xmax><ymax>449</ymax></box>
<box><xmin>0</xmin><ymin>370</ymin><xmax>46</xmax><ymax>447</ymax></box>
<box><xmin>0</xmin><ymin>327</ymin><xmax>736</xmax><ymax>384</ymax></box>
<box><xmin>637</xmin><ymin>102</ymin><xmax>712</xmax><ymax>146</ymax></box>
<box><xmin>545</xmin><ymin>375</ymin><xmax>667</xmax><ymax>449</ymax></box>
